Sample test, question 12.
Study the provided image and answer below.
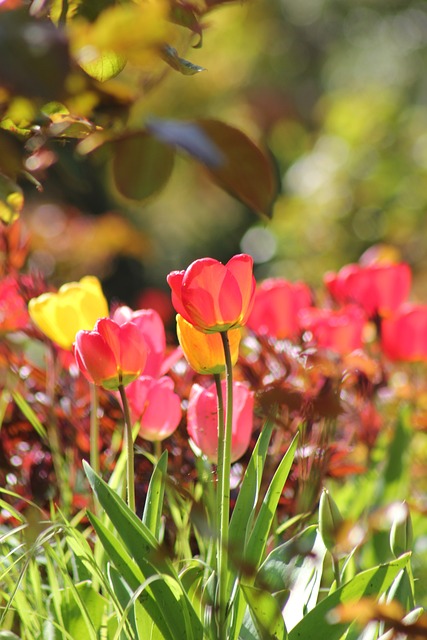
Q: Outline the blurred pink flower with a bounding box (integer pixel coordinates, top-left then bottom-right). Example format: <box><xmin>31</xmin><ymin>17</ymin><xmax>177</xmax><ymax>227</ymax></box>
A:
<box><xmin>381</xmin><ymin>303</ymin><xmax>427</xmax><ymax>361</ymax></box>
<box><xmin>324</xmin><ymin>262</ymin><xmax>411</xmax><ymax>318</ymax></box>
<box><xmin>299</xmin><ymin>305</ymin><xmax>366</xmax><ymax>355</ymax></box>
<box><xmin>187</xmin><ymin>380</ymin><xmax>254</xmax><ymax>463</ymax></box>
<box><xmin>126</xmin><ymin>375</ymin><xmax>182</xmax><ymax>441</ymax></box>
<box><xmin>0</xmin><ymin>275</ymin><xmax>29</xmax><ymax>332</ymax></box>
<box><xmin>247</xmin><ymin>277</ymin><xmax>312</xmax><ymax>339</ymax></box>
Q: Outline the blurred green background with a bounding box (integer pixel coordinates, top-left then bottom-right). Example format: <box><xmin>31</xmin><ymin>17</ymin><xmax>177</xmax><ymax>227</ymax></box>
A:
<box><xmin>21</xmin><ymin>0</ymin><xmax>427</xmax><ymax>303</ymax></box>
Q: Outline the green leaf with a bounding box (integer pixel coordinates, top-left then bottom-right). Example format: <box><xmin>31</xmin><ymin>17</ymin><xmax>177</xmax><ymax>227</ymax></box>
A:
<box><xmin>83</xmin><ymin>462</ymin><xmax>203</xmax><ymax>640</ymax></box>
<box><xmin>142</xmin><ymin>450</ymin><xmax>168</xmax><ymax>541</ymax></box>
<box><xmin>229</xmin><ymin>420</ymin><xmax>274</xmax><ymax>555</ymax></box>
<box><xmin>161</xmin><ymin>45</ymin><xmax>205</xmax><ymax>75</ymax></box>
<box><xmin>111</xmin><ymin>131</ymin><xmax>175</xmax><ymax>200</ymax></box>
<box><xmin>193</xmin><ymin>119</ymin><xmax>279</xmax><ymax>218</ymax></box>
<box><xmin>376</xmin><ymin>406</ymin><xmax>411</xmax><ymax>505</ymax></box>
<box><xmin>288</xmin><ymin>554</ymin><xmax>411</xmax><ymax>640</ymax></box>
<box><xmin>78</xmin><ymin>51</ymin><xmax>127</xmax><ymax>82</ymax></box>
<box><xmin>241</xmin><ymin>584</ymin><xmax>287</xmax><ymax>640</ymax></box>
<box><xmin>257</xmin><ymin>526</ymin><xmax>326</xmax><ymax>631</ymax></box>
<box><xmin>245</xmin><ymin>432</ymin><xmax>299</xmax><ymax>571</ymax></box>
<box><xmin>11</xmin><ymin>391</ymin><xmax>47</xmax><ymax>439</ymax></box>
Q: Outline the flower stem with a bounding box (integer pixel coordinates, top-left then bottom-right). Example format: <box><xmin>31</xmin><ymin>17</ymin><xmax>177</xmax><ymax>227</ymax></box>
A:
<box><xmin>89</xmin><ymin>383</ymin><xmax>100</xmax><ymax>477</ymax></box>
<box><xmin>118</xmin><ymin>384</ymin><xmax>136</xmax><ymax>513</ymax></box>
<box><xmin>216</xmin><ymin>331</ymin><xmax>234</xmax><ymax>638</ymax></box>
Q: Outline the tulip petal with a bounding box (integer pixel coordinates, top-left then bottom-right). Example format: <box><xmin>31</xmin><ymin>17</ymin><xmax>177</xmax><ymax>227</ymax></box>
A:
<box><xmin>118</xmin><ymin>321</ymin><xmax>147</xmax><ymax>379</ymax></box>
<box><xmin>225</xmin><ymin>254</ymin><xmax>256</xmax><ymax>324</ymax></box>
<box><xmin>74</xmin><ymin>330</ymin><xmax>118</xmax><ymax>386</ymax></box>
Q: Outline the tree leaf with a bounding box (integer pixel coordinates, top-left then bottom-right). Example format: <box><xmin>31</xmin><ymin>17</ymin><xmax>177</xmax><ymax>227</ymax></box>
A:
<box><xmin>193</xmin><ymin>119</ymin><xmax>279</xmax><ymax>217</ymax></box>
<box><xmin>111</xmin><ymin>131</ymin><xmax>175</xmax><ymax>200</ymax></box>
<box><xmin>161</xmin><ymin>45</ymin><xmax>205</xmax><ymax>75</ymax></box>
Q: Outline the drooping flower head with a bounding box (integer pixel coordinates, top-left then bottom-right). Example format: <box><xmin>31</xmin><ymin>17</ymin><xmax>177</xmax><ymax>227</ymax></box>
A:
<box><xmin>126</xmin><ymin>375</ymin><xmax>182</xmax><ymax>441</ymax></box>
<box><xmin>74</xmin><ymin>317</ymin><xmax>147</xmax><ymax>390</ymax></box>
<box><xmin>167</xmin><ymin>254</ymin><xmax>256</xmax><ymax>333</ymax></box>
<box><xmin>176</xmin><ymin>314</ymin><xmax>241</xmax><ymax>375</ymax></box>
<box><xmin>28</xmin><ymin>276</ymin><xmax>109</xmax><ymax>350</ymax></box>
<box><xmin>187</xmin><ymin>380</ymin><xmax>254</xmax><ymax>463</ymax></box>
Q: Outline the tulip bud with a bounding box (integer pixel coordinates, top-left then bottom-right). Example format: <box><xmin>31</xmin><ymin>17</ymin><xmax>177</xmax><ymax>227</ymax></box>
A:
<box><xmin>319</xmin><ymin>488</ymin><xmax>344</xmax><ymax>552</ymax></box>
<box><xmin>390</xmin><ymin>502</ymin><xmax>413</xmax><ymax>558</ymax></box>
<box><xmin>176</xmin><ymin>314</ymin><xmax>241</xmax><ymax>374</ymax></box>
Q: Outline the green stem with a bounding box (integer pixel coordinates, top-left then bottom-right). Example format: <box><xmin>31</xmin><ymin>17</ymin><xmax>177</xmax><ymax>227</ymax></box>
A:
<box><xmin>332</xmin><ymin>553</ymin><xmax>341</xmax><ymax>588</ymax></box>
<box><xmin>216</xmin><ymin>331</ymin><xmax>234</xmax><ymax>638</ymax></box>
<box><xmin>89</xmin><ymin>383</ymin><xmax>100</xmax><ymax>478</ymax></box>
<box><xmin>118</xmin><ymin>384</ymin><xmax>136</xmax><ymax>513</ymax></box>
<box><xmin>153</xmin><ymin>440</ymin><xmax>162</xmax><ymax>460</ymax></box>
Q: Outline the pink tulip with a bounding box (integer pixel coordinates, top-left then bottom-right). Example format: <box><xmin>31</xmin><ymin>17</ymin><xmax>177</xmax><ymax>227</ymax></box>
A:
<box><xmin>247</xmin><ymin>277</ymin><xmax>312</xmax><ymax>339</ymax></box>
<box><xmin>113</xmin><ymin>306</ymin><xmax>166</xmax><ymax>377</ymax></box>
<box><xmin>187</xmin><ymin>381</ymin><xmax>254</xmax><ymax>463</ymax></box>
<box><xmin>324</xmin><ymin>262</ymin><xmax>411</xmax><ymax>318</ymax></box>
<box><xmin>381</xmin><ymin>304</ymin><xmax>427</xmax><ymax>361</ymax></box>
<box><xmin>299</xmin><ymin>305</ymin><xmax>366</xmax><ymax>355</ymax></box>
<box><xmin>126</xmin><ymin>375</ymin><xmax>182</xmax><ymax>441</ymax></box>
<box><xmin>167</xmin><ymin>254</ymin><xmax>256</xmax><ymax>333</ymax></box>
<box><xmin>74</xmin><ymin>318</ymin><xmax>147</xmax><ymax>389</ymax></box>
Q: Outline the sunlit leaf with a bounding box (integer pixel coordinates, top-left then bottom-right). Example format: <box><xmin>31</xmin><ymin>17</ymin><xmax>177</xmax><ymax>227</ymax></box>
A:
<box><xmin>193</xmin><ymin>119</ymin><xmax>279</xmax><ymax>217</ymax></box>
<box><xmin>241</xmin><ymin>584</ymin><xmax>288</xmax><ymax>640</ymax></box>
<box><xmin>0</xmin><ymin>174</ymin><xmax>24</xmax><ymax>224</ymax></box>
<box><xmin>111</xmin><ymin>131</ymin><xmax>175</xmax><ymax>200</ymax></box>
<box><xmin>78</xmin><ymin>51</ymin><xmax>127</xmax><ymax>83</ymax></box>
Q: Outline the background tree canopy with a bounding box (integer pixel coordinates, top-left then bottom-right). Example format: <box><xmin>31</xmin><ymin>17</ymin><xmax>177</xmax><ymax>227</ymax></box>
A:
<box><xmin>1</xmin><ymin>0</ymin><xmax>427</xmax><ymax>303</ymax></box>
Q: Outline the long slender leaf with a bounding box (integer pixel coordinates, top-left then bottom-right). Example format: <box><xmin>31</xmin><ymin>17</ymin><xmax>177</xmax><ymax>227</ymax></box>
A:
<box><xmin>241</xmin><ymin>583</ymin><xmax>288</xmax><ymax>640</ymax></box>
<box><xmin>245</xmin><ymin>432</ymin><xmax>299</xmax><ymax>570</ymax></box>
<box><xmin>142</xmin><ymin>450</ymin><xmax>168</xmax><ymax>541</ymax></box>
<box><xmin>288</xmin><ymin>554</ymin><xmax>411</xmax><ymax>640</ymax></box>
<box><xmin>84</xmin><ymin>462</ymin><xmax>203</xmax><ymax>640</ymax></box>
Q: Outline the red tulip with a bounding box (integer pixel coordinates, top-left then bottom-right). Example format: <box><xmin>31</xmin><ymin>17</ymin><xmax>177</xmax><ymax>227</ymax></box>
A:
<box><xmin>126</xmin><ymin>375</ymin><xmax>182</xmax><ymax>441</ymax></box>
<box><xmin>0</xmin><ymin>275</ymin><xmax>29</xmax><ymax>332</ymax></box>
<box><xmin>324</xmin><ymin>262</ymin><xmax>411</xmax><ymax>318</ymax></box>
<box><xmin>299</xmin><ymin>305</ymin><xmax>366</xmax><ymax>355</ymax></box>
<box><xmin>187</xmin><ymin>381</ymin><xmax>254</xmax><ymax>463</ymax></box>
<box><xmin>167</xmin><ymin>254</ymin><xmax>256</xmax><ymax>333</ymax></box>
<box><xmin>247</xmin><ymin>277</ymin><xmax>312</xmax><ymax>339</ymax></box>
<box><xmin>113</xmin><ymin>306</ymin><xmax>166</xmax><ymax>377</ymax></box>
<box><xmin>74</xmin><ymin>318</ymin><xmax>147</xmax><ymax>389</ymax></box>
<box><xmin>381</xmin><ymin>304</ymin><xmax>427</xmax><ymax>361</ymax></box>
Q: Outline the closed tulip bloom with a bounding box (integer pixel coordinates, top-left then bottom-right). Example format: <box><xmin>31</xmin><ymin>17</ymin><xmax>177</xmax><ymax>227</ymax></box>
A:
<box><xmin>299</xmin><ymin>305</ymin><xmax>366</xmax><ymax>355</ymax></box>
<box><xmin>187</xmin><ymin>380</ymin><xmax>254</xmax><ymax>463</ymax></box>
<box><xmin>247</xmin><ymin>277</ymin><xmax>312</xmax><ymax>340</ymax></box>
<box><xmin>176</xmin><ymin>314</ymin><xmax>241</xmax><ymax>374</ymax></box>
<box><xmin>28</xmin><ymin>276</ymin><xmax>109</xmax><ymax>350</ymax></box>
<box><xmin>74</xmin><ymin>318</ymin><xmax>147</xmax><ymax>390</ymax></box>
<box><xmin>113</xmin><ymin>306</ymin><xmax>166</xmax><ymax>377</ymax></box>
<box><xmin>167</xmin><ymin>254</ymin><xmax>256</xmax><ymax>333</ymax></box>
<box><xmin>381</xmin><ymin>304</ymin><xmax>427</xmax><ymax>361</ymax></box>
<box><xmin>324</xmin><ymin>262</ymin><xmax>411</xmax><ymax>318</ymax></box>
<box><xmin>126</xmin><ymin>375</ymin><xmax>182</xmax><ymax>441</ymax></box>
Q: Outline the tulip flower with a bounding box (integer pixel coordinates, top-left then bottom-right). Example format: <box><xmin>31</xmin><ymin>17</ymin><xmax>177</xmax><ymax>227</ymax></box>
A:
<box><xmin>126</xmin><ymin>375</ymin><xmax>182</xmax><ymax>441</ymax></box>
<box><xmin>246</xmin><ymin>277</ymin><xmax>312</xmax><ymax>340</ymax></box>
<box><xmin>187</xmin><ymin>380</ymin><xmax>254</xmax><ymax>463</ymax></box>
<box><xmin>167</xmin><ymin>254</ymin><xmax>256</xmax><ymax>333</ymax></box>
<box><xmin>299</xmin><ymin>305</ymin><xmax>366</xmax><ymax>355</ymax></box>
<box><xmin>381</xmin><ymin>303</ymin><xmax>427</xmax><ymax>361</ymax></box>
<box><xmin>324</xmin><ymin>262</ymin><xmax>411</xmax><ymax>318</ymax></box>
<box><xmin>74</xmin><ymin>318</ymin><xmax>147</xmax><ymax>390</ymax></box>
<box><xmin>113</xmin><ymin>306</ymin><xmax>166</xmax><ymax>377</ymax></box>
<box><xmin>0</xmin><ymin>275</ymin><xmax>29</xmax><ymax>332</ymax></box>
<box><xmin>176</xmin><ymin>314</ymin><xmax>241</xmax><ymax>374</ymax></box>
<box><xmin>28</xmin><ymin>276</ymin><xmax>109</xmax><ymax>350</ymax></box>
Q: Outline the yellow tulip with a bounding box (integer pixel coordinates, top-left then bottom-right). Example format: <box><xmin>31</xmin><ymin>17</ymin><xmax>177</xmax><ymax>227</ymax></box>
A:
<box><xmin>28</xmin><ymin>276</ymin><xmax>109</xmax><ymax>350</ymax></box>
<box><xmin>176</xmin><ymin>314</ymin><xmax>241</xmax><ymax>375</ymax></box>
